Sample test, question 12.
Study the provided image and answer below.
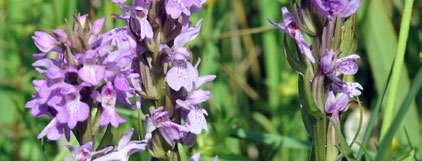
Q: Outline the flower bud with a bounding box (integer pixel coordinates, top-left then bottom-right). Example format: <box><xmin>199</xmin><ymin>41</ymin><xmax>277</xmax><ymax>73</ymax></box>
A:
<box><xmin>52</xmin><ymin>29</ymin><xmax>68</xmax><ymax>43</ymax></box>
<box><xmin>91</xmin><ymin>17</ymin><xmax>106</xmax><ymax>35</ymax></box>
<box><xmin>32</xmin><ymin>31</ymin><xmax>57</xmax><ymax>52</ymax></box>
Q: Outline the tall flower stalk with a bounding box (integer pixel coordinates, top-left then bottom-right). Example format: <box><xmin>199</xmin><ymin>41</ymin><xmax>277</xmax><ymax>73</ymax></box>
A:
<box><xmin>268</xmin><ymin>0</ymin><xmax>362</xmax><ymax>160</ymax></box>
<box><xmin>26</xmin><ymin>0</ymin><xmax>215</xmax><ymax>160</ymax></box>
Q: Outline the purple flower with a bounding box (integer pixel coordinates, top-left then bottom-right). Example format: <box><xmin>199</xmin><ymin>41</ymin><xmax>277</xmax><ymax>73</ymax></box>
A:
<box><xmin>145</xmin><ymin>107</ymin><xmax>189</xmax><ymax>146</ymax></box>
<box><xmin>91</xmin><ymin>82</ymin><xmax>126</xmax><ymax>127</ymax></box>
<box><xmin>267</xmin><ymin>7</ymin><xmax>315</xmax><ymax>63</ymax></box>
<box><xmin>52</xmin><ymin>29</ymin><xmax>68</xmax><ymax>43</ymax></box>
<box><xmin>37</xmin><ymin>118</ymin><xmax>71</xmax><ymax>141</ymax></box>
<box><xmin>325</xmin><ymin>90</ymin><xmax>349</xmax><ymax>123</ymax></box>
<box><xmin>112</xmin><ymin>0</ymin><xmax>153</xmax><ymax>41</ymax></box>
<box><xmin>94</xmin><ymin>128</ymin><xmax>147</xmax><ymax>161</ymax></box>
<box><xmin>97</xmin><ymin>27</ymin><xmax>137</xmax><ymax>52</ymax></box>
<box><xmin>331</xmin><ymin>81</ymin><xmax>363</xmax><ymax>97</ymax></box>
<box><xmin>25</xmin><ymin>80</ymin><xmax>50</xmax><ymax>117</ymax></box>
<box><xmin>183</xmin><ymin>105</ymin><xmax>208</xmax><ymax>134</ymax></box>
<box><xmin>160</xmin><ymin>19</ymin><xmax>202</xmax><ymax>62</ymax></box>
<box><xmin>165</xmin><ymin>0</ymin><xmax>191</xmax><ymax>19</ymax></box>
<box><xmin>176</xmin><ymin>90</ymin><xmax>210</xmax><ymax>134</ymax></box>
<box><xmin>65</xmin><ymin>142</ymin><xmax>113</xmax><ymax>161</ymax></box>
<box><xmin>76</xmin><ymin>50</ymin><xmax>106</xmax><ymax>86</ymax></box>
<box><xmin>53</xmin><ymin>84</ymin><xmax>90</xmax><ymax>129</ymax></box>
<box><xmin>311</xmin><ymin>0</ymin><xmax>361</xmax><ymax>19</ymax></box>
<box><xmin>166</xmin><ymin>59</ymin><xmax>216</xmax><ymax>92</ymax></box>
<box><xmin>321</xmin><ymin>50</ymin><xmax>360</xmax><ymax>82</ymax></box>
<box><xmin>320</xmin><ymin>50</ymin><xmax>362</xmax><ymax>97</ymax></box>
<box><xmin>174</xmin><ymin>19</ymin><xmax>202</xmax><ymax>49</ymax></box>
<box><xmin>32</xmin><ymin>31</ymin><xmax>58</xmax><ymax>53</ymax></box>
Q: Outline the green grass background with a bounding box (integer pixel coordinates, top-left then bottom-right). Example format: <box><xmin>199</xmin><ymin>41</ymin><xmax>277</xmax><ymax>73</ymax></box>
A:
<box><xmin>0</xmin><ymin>0</ymin><xmax>421</xmax><ymax>160</ymax></box>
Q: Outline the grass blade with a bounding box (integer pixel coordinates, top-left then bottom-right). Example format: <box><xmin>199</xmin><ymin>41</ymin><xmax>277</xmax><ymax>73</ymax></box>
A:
<box><xmin>375</xmin><ymin>67</ymin><xmax>422</xmax><ymax>161</ymax></box>
<box><xmin>380</xmin><ymin>0</ymin><xmax>414</xmax><ymax>139</ymax></box>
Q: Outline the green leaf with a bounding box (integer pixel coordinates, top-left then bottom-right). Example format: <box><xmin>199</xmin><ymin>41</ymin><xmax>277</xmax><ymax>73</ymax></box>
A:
<box><xmin>97</xmin><ymin>125</ymin><xmax>114</xmax><ymax>151</ymax></box>
<box><xmin>359</xmin><ymin>0</ymin><xmax>420</xmax><ymax>157</ymax></box>
<box><xmin>379</xmin><ymin>0</ymin><xmax>414</xmax><ymax>139</ymax></box>
<box><xmin>375</xmin><ymin>67</ymin><xmax>422</xmax><ymax>161</ymax></box>
<box><xmin>177</xmin><ymin>143</ymin><xmax>188</xmax><ymax>161</ymax></box>
<box><xmin>259</xmin><ymin>0</ymin><xmax>282</xmax><ymax>110</ymax></box>
<box><xmin>251</xmin><ymin>112</ymin><xmax>279</xmax><ymax>135</ymax></box>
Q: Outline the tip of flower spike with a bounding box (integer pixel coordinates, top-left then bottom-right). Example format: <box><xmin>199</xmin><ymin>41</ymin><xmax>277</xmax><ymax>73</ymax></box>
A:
<box><xmin>92</xmin><ymin>17</ymin><xmax>106</xmax><ymax>35</ymax></box>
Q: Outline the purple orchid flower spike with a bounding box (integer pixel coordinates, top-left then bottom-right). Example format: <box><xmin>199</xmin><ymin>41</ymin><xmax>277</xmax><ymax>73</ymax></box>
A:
<box><xmin>311</xmin><ymin>0</ymin><xmax>361</xmax><ymax>19</ymax></box>
<box><xmin>91</xmin><ymin>82</ymin><xmax>126</xmax><ymax>127</ymax></box>
<box><xmin>94</xmin><ymin>128</ymin><xmax>147</xmax><ymax>161</ymax></box>
<box><xmin>267</xmin><ymin>7</ymin><xmax>315</xmax><ymax>63</ymax></box>
<box><xmin>65</xmin><ymin>142</ymin><xmax>113</xmax><ymax>161</ymax></box>
<box><xmin>145</xmin><ymin>107</ymin><xmax>189</xmax><ymax>146</ymax></box>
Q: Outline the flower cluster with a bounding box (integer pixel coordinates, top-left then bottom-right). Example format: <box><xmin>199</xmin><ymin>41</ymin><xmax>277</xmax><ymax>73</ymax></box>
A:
<box><xmin>321</xmin><ymin>50</ymin><xmax>362</xmax><ymax>122</ymax></box>
<box><xmin>27</xmin><ymin>0</ymin><xmax>215</xmax><ymax>160</ymax></box>
<box><xmin>27</xmin><ymin>14</ymin><xmax>138</xmax><ymax>141</ymax></box>
<box><xmin>267</xmin><ymin>0</ymin><xmax>362</xmax><ymax>123</ymax></box>
<box><xmin>267</xmin><ymin>0</ymin><xmax>362</xmax><ymax>160</ymax></box>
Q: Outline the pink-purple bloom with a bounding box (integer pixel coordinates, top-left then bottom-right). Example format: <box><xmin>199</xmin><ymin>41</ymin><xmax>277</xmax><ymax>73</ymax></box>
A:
<box><xmin>320</xmin><ymin>50</ymin><xmax>362</xmax><ymax>97</ymax></box>
<box><xmin>166</xmin><ymin>59</ymin><xmax>216</xmax><ymax>92</ymax></box>
<box><xmin>112</xmin><ymin>0</ymin><xmax>153</xmax><ymax>41</ymax></box>
<box><xmin>37</xmin><ymin>118</ymin><xmax>71</xmax><ymax>141</ymax></box>
<box><xmin>94</xmin><ymin>128</ymin><xmax>147</xmax><ymax>161</ymax></box>
<box><xmin>145</xmin><ymin>107</ymin><xmax>189</xmax><ymax>146</ymax></box>
<box><xmin>311</xmin><ymin>0</ymin><xmax>361</xmax><ymax>19</ymax></box>
<box><xmin>65</xmin><ymin>142</ymin><xmax>113</xmax><ymax>161</ymax></box>
<box><xmin>267</xmin><ymin>7</ymin><xmax>315</xmax><ymax>63</ymax></box>
<box><xmin>28</xmin><ymin>0</ymin><xmax>215</xmax><ymax>159</ymax></box>
<box><xmin>325</xmin><ymin>89</ymin><xmax>349</xmax><ymax>123</ymax></box>
<box><xmin>320</xmin><ymin>50</ymin><xmax>360</xmax><ymax>82</ymax></box>
<box><xmin>91</xmin><ymin>82</ymin><xmax>126</xmax><ymax>127</ymax></box>
<box><xmin>32</xmin><ymin>31</ymin><xmax>58</xmax><ymax>53</ymax></box>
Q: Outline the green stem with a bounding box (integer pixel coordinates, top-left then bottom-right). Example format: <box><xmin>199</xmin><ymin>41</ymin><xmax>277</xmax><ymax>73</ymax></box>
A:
<box><xmin>312</xmin><ymin>116</ymin><xmax>327</xmax><ymax>161</ymax></box>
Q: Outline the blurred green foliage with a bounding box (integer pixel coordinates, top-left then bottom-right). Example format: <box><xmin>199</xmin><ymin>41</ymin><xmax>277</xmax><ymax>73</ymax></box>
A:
<box><xmin>0</xmin><ymin>0</ymin><xmax>421</xmax><ymax>160</ymax></box>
